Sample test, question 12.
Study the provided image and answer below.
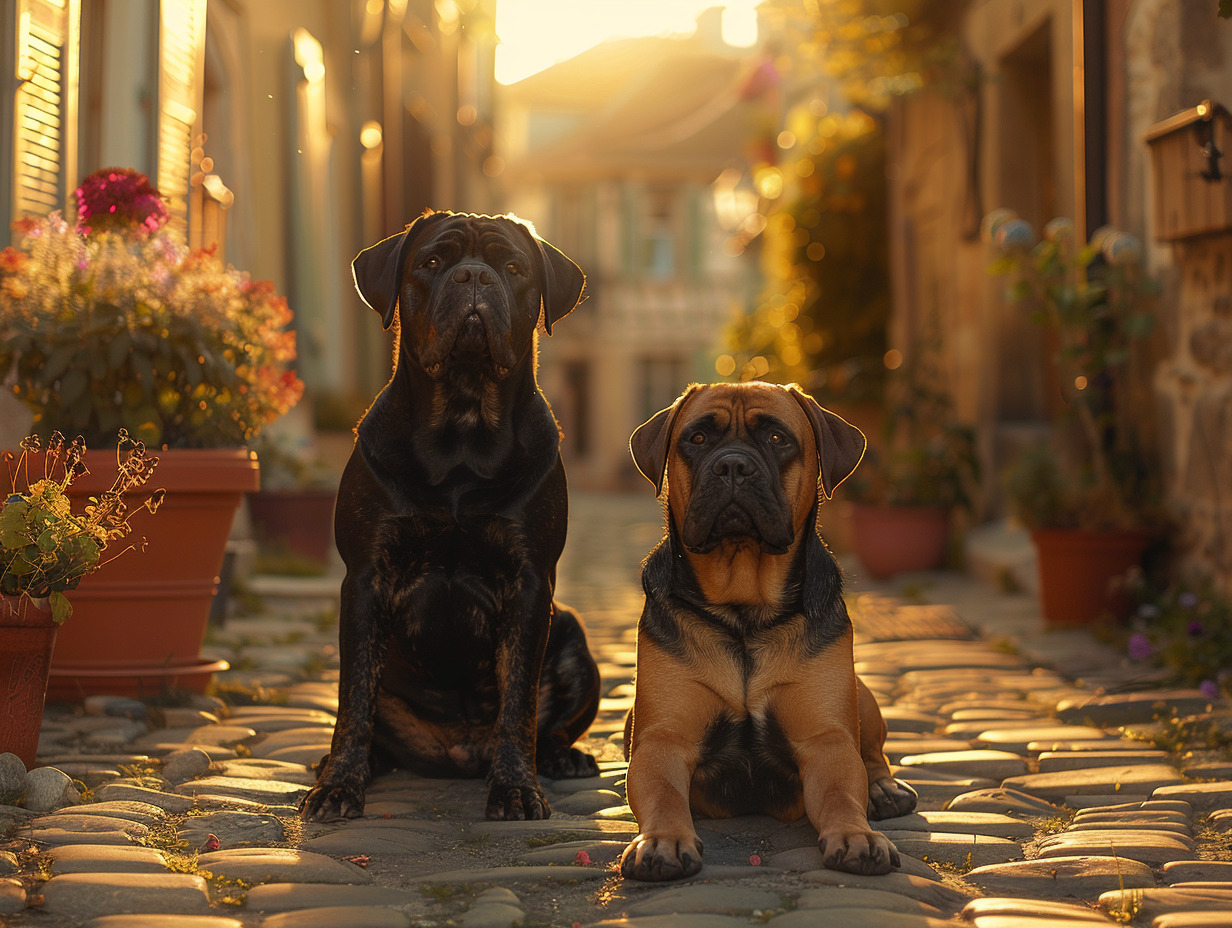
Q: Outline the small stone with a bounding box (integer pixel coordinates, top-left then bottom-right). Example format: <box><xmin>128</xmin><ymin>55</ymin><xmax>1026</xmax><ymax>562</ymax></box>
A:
<box><xmin>88</xmin><ymin>918</ymin><xmax>243</xmax><ymax>928</ymax></box>
<box><xmin>21</xmin><ymin>766</ymin><xmax>81</xmax><ymax>812</ymax></box>
<box><xmin>623</xmin><ymin>884</ymin><xmax>782</xmax><ymax>916</ymax></box>
<box><xmin>1154</xmin><ymin>781</ymin><xmax>1232</xmax><ymax>813</ymax></box>
<box><xmin>883</xmin><ymin>739</ymin><xmax>974</xmax><ymax>763</ymax></box>
<box><xmin>1097</xmin><ymin>887</ymin><xmax>1232</xmax><ymax>923</ymax></box>
<box><xmin>27</xmin><ymin>813</ymin><xmax>150</xmax><ymax>846</ymax></box>
<box><xmin>211</xmin><ymin>762</ymin><xmax>316</xmax><ymax>786</ymax></box>
<box><xmin>973</xmin><ymin>726</ymin><xmax>1112</xmax><ymax>754</ymax></box>
<box><xmin>0</xmin><ymin>878</ymin><xmax>25</xmax><ymax>914</ymax></box>
<box><xmin>94</xmin><ymin>784</ymin><xmax>196</xmax><ymax>813</ymax></box>
<box><xmin>795</xmin><ymin>887</ymin><xmax>940</xmax><ymax>915</ymax></box>
<box><xmin>0</xmin><ymin>851</ymin><xmax>17</xmax><ymax>875</ymax></box>
<box><xmin>897</xmin><ymin>750</ymin><xmax>1030</xmax><ymax>781</ymax></box>
<box><xmin>960</xmin><ymin>897</ymin><xmax>1113</xmax><ymax>922</ymax></box>
<box><xmin>1164</xmin><ymin>861</ymin><xmax>1232</xmax><ymax>884</ymax></box>
<box><xmin>800</xmin><ymin>869</ymin><xmax>969</xmax><ymax>910</ymax></box>
<box><xmin>0</xmin><ymin>753</ymin><xmax>27</xmax><ymax>803</ymax></box>
<box><xmin>1151</xmin><ymin>913</ymin><xmax>1232</xmax><ymax>928</ymax></box>
<box><xmin>965</xmin><ymin>856</ymin><xmax>1154</xmax><ymax>899</ymax></box>
<box><xmin>176</xmin><ymin>776</ymin><xmax>308</xmax><ymax>805</ymax></box>
<box><xmin>1001</xmin><ymin>764</ymin><xmax>1184</xmax><ymax>801</ymax></box>
<box><xmin>261</xmin><ymin>909</ymin><xmax>410</xmax><ymax>928</ymax></box>
<box><xmin>1055</xmin><ymin>691</ymin><xmax>1214</xmax><ymax>726</ymax></box>
<box><xmin>49</xmin><ymin>845</ymin><xmax>169</xmax><ymax>874</ymax></box>
<box><xmin>161</xmin><ymin>748</ymin><xmax>212</xmax><ymax>785</ymax></box>
<box><xmin>40</xmin><ymin>872</ymin><xmax>211</xmax><ymax>918</ymax></box>
<box><xmin>151</xmin><ymin>708</ymin><xmax>220</xmax><ymax>728</ymax></box>
<box><xmin>83</xmin><ymin>696</ymin><xmax>148</xmax><ymax>719</ymax></box>
<box><xmin>460</xmin><ymin>902</ymin><xmax>525</xmax><ymax>928</ymax></box>
<box><xmin>879</xmin><ymin>709</ymin><xmax>944</xmax><ymax>733</ymax></box>
<box><xmin>550</xmin><ymin>788</ymin><xmax>623</xmax><ymax>815</ymax></box>
<box><xmin>196</xmin><ymin>848</ymin><xmax>371</xmax><ymax>884</ymax></box>
<box><xmin>301</xmin><ymin>825</ymin><xmax>437</xmax><ymax>856</ymax></box>
<box><xmin>61</xmin><ymin>800</ymin><xmax>167</xmax><ymax>825</ymax></box>
<box><xmin>1037</xmin><ymin>750</ymin><xmax>1172</xmax><ymax>772</ymax></box>
<box><xmin>248</xmin><ymin>727</ymin><xmax>337</xmax><ymax>759</ymax></box>
<box><xmin>1035</xmin><ymin>829</ymin><xmax>1197</xmax><ymax>865</ymax></box>
<box><xmin>874</xmin><ymin>811</ymin><xmax>1037</xmax><ymax>840</ymax></box>
<box><xmin>879</xmin><ymin>831</ymin><xmax>1023</xmax><ymax>868</ymax></box>
<box><xmin>945</xmin><ymin>787</ymin><xmax>1064</xmax><ymax>816</ymax></box>
<box><xmin>179</xmin><ymin>810</ymin><xmax>286</xmax><ymax>848</ymax></box>
<box><xmin>244</xmin><ymin>883</ymin><xmax>419</xmax><ymax>912</ymax></box>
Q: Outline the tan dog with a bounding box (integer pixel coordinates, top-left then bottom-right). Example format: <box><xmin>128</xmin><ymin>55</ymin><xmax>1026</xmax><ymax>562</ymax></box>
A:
<box><xmin>620</xmin><ymin>382</ymin><xmax>917</xmax><ymax>881</ymax></box>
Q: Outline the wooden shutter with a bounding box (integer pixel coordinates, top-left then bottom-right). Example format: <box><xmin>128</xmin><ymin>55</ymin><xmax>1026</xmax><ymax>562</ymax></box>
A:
<box><xmin>12</xmin><ymin>0</ymin><xmax>79</xmax><ymax>220</ymax></box>
<box><xmin>156</xmin><ymin>0</ymin><xmax>205</xmax><ymax>234</ymax></box>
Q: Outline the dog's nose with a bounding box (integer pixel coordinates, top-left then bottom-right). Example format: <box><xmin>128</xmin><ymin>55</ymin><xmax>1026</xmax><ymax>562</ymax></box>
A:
<box><xmin>452</xmin><ymin>264</ymin><xmax>497</xmax><ymax>287</ymax></box>
<box><xmin>711</xmin><ymin>450</ymin><xmax>757</xmax><ymax>483</ymax></box>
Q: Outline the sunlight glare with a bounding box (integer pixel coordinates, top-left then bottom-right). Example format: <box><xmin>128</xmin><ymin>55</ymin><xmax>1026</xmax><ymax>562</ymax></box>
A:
<box><xmin>495</xmin><ymin>0</ymin><xmax>760</xmax><ymax>85</ymax></box>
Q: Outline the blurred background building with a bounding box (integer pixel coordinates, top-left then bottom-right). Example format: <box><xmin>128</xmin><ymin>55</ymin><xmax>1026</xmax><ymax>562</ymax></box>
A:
<box><xmin>3</xmin><ymin>0</ymin><xmax>1232</xmax><ymax>583</ymax></box>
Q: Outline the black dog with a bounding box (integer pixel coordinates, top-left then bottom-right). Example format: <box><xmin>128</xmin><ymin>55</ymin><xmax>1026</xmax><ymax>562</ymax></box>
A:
<box><xmin>300</xmin><ymin>210</ymin><xmax>600</xmax><ymax>823</ymax></box>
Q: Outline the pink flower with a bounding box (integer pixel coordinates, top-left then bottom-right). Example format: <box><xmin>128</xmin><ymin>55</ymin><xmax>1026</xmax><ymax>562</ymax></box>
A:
<box><xmin>74</xmin><ymin>167</ymin><xmax>168</xmax><ymax>235</ymax></box>
<box><xmin>575</xmin><ymin>850</ymin><xmax>591</xmax><ymax>865</ymax></box>
<box><xmin>749</xmin><ymin>854</ymin><xmax>762</xmax><ymax>866</ymax></box>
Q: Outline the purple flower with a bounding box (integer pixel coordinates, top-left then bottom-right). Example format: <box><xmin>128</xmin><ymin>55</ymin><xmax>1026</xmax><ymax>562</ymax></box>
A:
<box><xmin>1188</xmin><ymin>620</ymin><xmax>1205</xmax><ymax>637</ymax></box>
<box><xmin>996</xmin><ymin>219</ymin><xmax>1036</xmax><ymax>252</ymax></box>
<box><xmin>1200</xmin><ymin>679</ymin><xmax>1220</xmax><ymax>700</ymax></box>
<box><xmin>1128</xmin><ymin>632</ymin><xmax>1155</xmax><ymax>661</ymax></box>
<box><xmin>1179</xmin><ymin>592</ymin><xmax>1199</xmax><ymax>609</ymax></box>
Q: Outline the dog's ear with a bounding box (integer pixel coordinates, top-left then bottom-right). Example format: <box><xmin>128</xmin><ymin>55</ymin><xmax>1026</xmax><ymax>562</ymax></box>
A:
<box><xmin>630</xmin><ymin>385</ymin><xmax>698</xmax><ymax>497</ymax></box>
<box><xmin>532</xmin><ymin>235</ymin><xmax>586</xmax><ymax>335</ymax></box>
<box><xmin>352</xmin><ymin>211</ymin><xmax>443</xmax><ymax>330</ymax></box>
<box><xmin>787</xmin><ymin>384</ymin><xmax>866</xmax><ymax>500</ymax></box>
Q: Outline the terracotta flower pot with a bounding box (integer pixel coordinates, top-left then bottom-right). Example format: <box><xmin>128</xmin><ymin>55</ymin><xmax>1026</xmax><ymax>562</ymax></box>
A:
<box><xmin>246</xmin><ymin>488</ymin><xmax>337</xmax><ymax>565</ymax></box>
<box><xmin>1031</xmin><ymin>527</ymin><xmax>1150</xmax><ymax>626</ymax></box>
<box><xmin>27</xmin><ymin>448</ymin><xmax>258</xmax><ymax>699</ymax></box>
<box><xmin>851</xmin><ymin>503</ymin><xmax>951</xmax><ymax>579</ymax></box>
<box><xmin>0</xmin><ymin>594</ymin><xmax>57</xmax><ymax>767</ymax></box>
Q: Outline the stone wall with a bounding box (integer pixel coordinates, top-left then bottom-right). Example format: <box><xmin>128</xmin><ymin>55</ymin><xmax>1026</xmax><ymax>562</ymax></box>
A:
<box><xmin>1154</xmin><ymin>237</ymin><xmax>1232</xmax><ymax>593</ymax></box>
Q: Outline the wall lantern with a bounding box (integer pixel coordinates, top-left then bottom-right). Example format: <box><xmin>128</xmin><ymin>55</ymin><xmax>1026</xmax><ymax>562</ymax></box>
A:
<box><xmin>1145</xmin><ymin>100</ymin><xmax>1232</xmax><ymax>241</ymax></box>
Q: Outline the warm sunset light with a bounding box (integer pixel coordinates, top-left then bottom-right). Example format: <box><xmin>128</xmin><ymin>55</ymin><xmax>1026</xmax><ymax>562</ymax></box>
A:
<box><xmin>495</xmin><ymin>0</ymin><xmax>760</xmax><ymax>85</ymax></box>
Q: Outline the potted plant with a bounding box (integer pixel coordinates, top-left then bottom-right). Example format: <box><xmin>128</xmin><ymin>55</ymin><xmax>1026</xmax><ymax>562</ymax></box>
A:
<box><xmin>986</xmin><ymin>210</ymin><xmax>1162</xmax><ymax>625</ymax></box>
<box><xmin>245</xmin><ymin>435</ymin><xmax>339</xmax><ymax>569</ymax></box>
<box><xmin>0</xmin><ymin>168</ymin><xmax>304</xmax><ymax>696</ymax></box>
<box><xmin>1</xmin><ymin>431</ymin><xmax>162</xmax><ymax>764</ymax></box>
<box><xmin>845</xmin><ymin>339</ymin><xmax>980</xmax><ymax>579</ymax></box>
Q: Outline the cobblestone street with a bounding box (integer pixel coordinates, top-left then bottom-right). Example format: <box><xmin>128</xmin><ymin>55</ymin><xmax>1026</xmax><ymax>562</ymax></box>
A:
<box><xmin>2</xmin><ymin>491</ymin><xmax>1231</xmax><ymax>927</ymax></box>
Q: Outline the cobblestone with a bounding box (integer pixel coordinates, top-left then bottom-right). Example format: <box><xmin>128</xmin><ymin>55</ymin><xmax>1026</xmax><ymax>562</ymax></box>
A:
<box><xmin>3</xmin><ymin>491</ymin><xmax>1230</xmax><ymax>927</ymax></box>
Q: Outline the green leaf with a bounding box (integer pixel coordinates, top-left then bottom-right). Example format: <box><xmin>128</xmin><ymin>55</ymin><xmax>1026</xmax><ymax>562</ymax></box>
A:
<box><xmin>37</xmin><ymin>527</ymin><xmax>58</xmax><ymax>553</ymax></box>
<box><xmin>50</xmin><ymin>591</ymin><xmax>71</xmax><ymax>624</ymax></box>
<box><xmin>60</xmin><ymin>368</ymin><xmax>89</xmax><ymax>407</ymax></box>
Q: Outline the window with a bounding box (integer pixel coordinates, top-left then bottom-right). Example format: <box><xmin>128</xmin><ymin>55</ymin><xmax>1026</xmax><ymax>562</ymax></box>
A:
<box><xmin>10</xmin><ymin>0</ymin><xmax>80</xmax><ymax>222</ymax></box>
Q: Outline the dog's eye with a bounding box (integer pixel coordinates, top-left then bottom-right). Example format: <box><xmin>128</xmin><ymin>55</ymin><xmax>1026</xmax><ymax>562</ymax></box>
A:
<box><xmin>505</xmin><ymin>262</ymin><xmax>523</xmax><ymax>276</ymax></box>
<box><xmin>421</xmin><ymin>256</ymin><xmax>440</xmax><ymax>270</ymax></box>
<box><xmin>689</xmin><ymin>431</ymin><xmax>706</xmax><ymax>445</ymax></box>
<box><xmin>768</xmin><ymin>432</ymin><xmax>785</xmax><ymax>445</ymax></box>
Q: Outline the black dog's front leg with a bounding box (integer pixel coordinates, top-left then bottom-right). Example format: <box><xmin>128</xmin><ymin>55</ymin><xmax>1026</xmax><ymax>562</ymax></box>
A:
<box><xmin>485</xmin><ymin>571</ymin><xmax>553</xmax><ymax>820</ymax></box>
<box><xmin>300</xmin><ymin>571</ymin><xmax>388</xmax><ymax>821</ymax></box>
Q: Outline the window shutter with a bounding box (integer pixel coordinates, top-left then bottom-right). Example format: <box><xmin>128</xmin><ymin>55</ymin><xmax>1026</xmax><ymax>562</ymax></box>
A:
<box><xmin>156</xmin><ymin>0</ymin><xmax>205</xmax><ymax>234</ymax></box>
<box><xmin>12</xmin><ymin>0</ymin><xmax>79</xmax><ymax>220</ymax></box>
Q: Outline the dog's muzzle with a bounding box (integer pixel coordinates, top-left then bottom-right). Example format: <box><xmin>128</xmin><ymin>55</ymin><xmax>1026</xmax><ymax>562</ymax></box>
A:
<box><xmin>419</xmin><ymin>261</ymin><xmax>518</xmax><ymax>374</ymax></box>
<box><xmin>681</xmin><ymin>445</ymin><xmax>795</xmax><ymax>554</ymax></box>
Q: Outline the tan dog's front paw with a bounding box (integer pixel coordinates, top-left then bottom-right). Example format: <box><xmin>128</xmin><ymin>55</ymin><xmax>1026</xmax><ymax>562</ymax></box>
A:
<box><xmin>620</xmin><ymin>833</ymin><xmax>704</xmax><ymax>882</ymax></box>
<box><xmin>818</xmin><ymin>829</ymin><xmax>900</xmax><ymax>875</ymax></box>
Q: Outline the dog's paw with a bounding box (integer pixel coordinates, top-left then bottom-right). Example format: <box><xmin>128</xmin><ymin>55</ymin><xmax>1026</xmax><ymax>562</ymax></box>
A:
<box><xmin>817</xmin><ymin>828</ymin><xmax>900</xmax><ymax>875</ymax></box>
<box><xmin>867</xmin><ymin>775</ymin><xmax>918</xmax><ymax>820</ymax></box>
<box><xmin>299</xmin><ymin>779</ymin><xmax>366</xmax><ymax>822</ymax></box>
<box><xmin>620</xmin><ymin>833</ymin><xmax>704</xmax><ymax>882</ymax></box>
<box><xmin>485</xmin><ymin>781</ymin><xmax>550</xmax><ymax>821</ymax></box>
<box><xmin>538</xmin><ymin>745</ymin><xmax>600</xmax><ymax>780</ymax></box>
